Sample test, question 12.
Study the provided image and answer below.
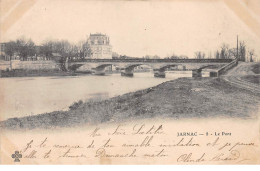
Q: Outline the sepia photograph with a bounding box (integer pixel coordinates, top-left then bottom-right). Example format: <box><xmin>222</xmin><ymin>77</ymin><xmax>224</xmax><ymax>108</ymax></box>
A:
<box><xmin>0</xmin><ymin>0</ymin><xmax>259</xmax><ymax>165</ymax></box>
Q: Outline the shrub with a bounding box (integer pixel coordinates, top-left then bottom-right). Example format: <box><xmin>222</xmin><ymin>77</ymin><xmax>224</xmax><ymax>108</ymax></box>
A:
<box><xmin>69</xmin><ymin>100</ymin><xmax>83</xmax><ymax>110</ymax></box>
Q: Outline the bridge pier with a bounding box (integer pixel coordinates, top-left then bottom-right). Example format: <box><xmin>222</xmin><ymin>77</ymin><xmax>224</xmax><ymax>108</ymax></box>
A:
<box><xmin>192</xmin><ymin>69</ymin><xmax>202</xmax><ymax>77</ymax></box>
<box><xmin>182</xmin><ymin>65</ymin><xmax>186</xmax><ymax>70</ymax></box>
<box><xmin>209</xmin><ymin>71</ymin><xmax>218</xmax><ymax>77</ymax></box>
<box><xmin>153</xmin><ymin>69</ymin><xmax>166</xmax><ymax>78</ymax></box>
<box><xmin>93</xmin><ymin>68</ymin><xmax>106</xmax><ymax>75</ymax></box>
<box><xmin>94</xmin><ymin>70</ymin><xmax>106</xmax><ymax>75</ymax></box>
<box><xmin>121</xmin><ymin>68</ymin><xmax>134</xmax><ymax>77</ymax></box>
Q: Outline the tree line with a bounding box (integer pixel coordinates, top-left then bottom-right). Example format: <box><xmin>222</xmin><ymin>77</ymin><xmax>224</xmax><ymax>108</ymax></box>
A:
<box><xmin>1</xmin><ymin>37</ymin><xmax>92</xmax><ymax>61</ymax></box>
<box><xmin>1</xmin><ymin>37</ymin><xmax>256</xmax><ymax>62</ymax></box>
<box><xmin>194</xmin><ymin>41</ymin><xmax>256</xmax><ymax>62</ymax></box>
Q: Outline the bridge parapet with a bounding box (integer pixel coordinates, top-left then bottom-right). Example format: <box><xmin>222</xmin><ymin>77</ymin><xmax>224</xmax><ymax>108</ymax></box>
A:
<box><xmin>217</xmin><ymin>59</ymin><xmax>238</xmax><ymax>76</ymax></box>
<box><xmin>192</xmin><ymin>59</ymin><xmax>238</xmax><ymax>78</ymax></box>
<box><xmin>68</xmin><ymin>58</ymin><xmax>233</xmax><ymax>63</ymax></box>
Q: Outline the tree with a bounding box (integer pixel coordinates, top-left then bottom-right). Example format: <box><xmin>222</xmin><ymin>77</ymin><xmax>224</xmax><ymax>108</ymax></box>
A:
<box><xmin>179</xmin><ymin>55</ymin><xmax>188</xmax><ymax>59</ymax></box>
<box><xmin>194</xmin><ymin>51</ymin><xmax>205</xmax><ymax>59</ymax></box>
<box><xmin>215</xmin><ymin>50</ymin><xmax>220</xmax><ymax>59</ymax></box>
<box><xmin>40</xmin><ymin>40</ymin><xmax>53</xmax><ymax>60</ymax></box>
<box><xmin>248</xmin><ymin>49</ymin><xmax>255</xmax><ymax>62</ymax></box>
<box><xmin>4</xmin><ymin>41</ymin><xmax>17</xmax><ymax>60</ymax></box>
<box><xmin>228</xmin><ymin>48</ymin><xmax>237</xmax><ymax>59</ymax></box>
<box><xmin>168</xmin><ymin>52</ymin><xmax>179</xmax><ymax>59</ymax></box>
<box><xmin>220</xmin><ymin>44</ymin><xmax>230</xmax><ymax>59</ymax></box>
<box><xmin>26</xmin><ymin>39</ymin><xmax>36</xmax><ymax>59</ymax></box>
<box><xmin>16</xmin><ymin>38</ymin><xmax>36</xmax><ymax>61</ymax></box>
<box><xmin>53</xmin><ymin>40</ymin><xmax>72</xmax><ymax>57</ymax></box>
<box><xmin>112</xmin><ymin>52</ymin><xmax>119</xmax><ymax>58</ymax></box>
<box><xmin>70</xmin><ymin>44</ymin><xmax>80</xmax><ymax>58</ymax></box>
<box><xmin>152</xmin><ymin>55</ymin><xmax>160</xmax><ymax>59</ymax></box>
<box><xmin>144</xmin><ymin>55</ymin><xmax>152</xmax><ymax>59</ymax></box>
<box><xmin>76</xmin><ymin>40</ymin><xmax>85</xmax><ymax>58</ymax></box>
<box><xmin>239</xmin><ymin>41</ymin><xmax>246</xmax><ymax>61</ymax></box>
<box><xmin>214</xmin><ymin>41</ymin><xmax>250</xmax><ymax>60</ymax></box>
<box><xmin>207</xmin><ymin>52</ymin><xmax>212</xmax><ymax>59</ymax></box>
<box><xmin>82</xmin><ymin>42</ymin><xmax>92</xmax><ymax>58</ymax></box>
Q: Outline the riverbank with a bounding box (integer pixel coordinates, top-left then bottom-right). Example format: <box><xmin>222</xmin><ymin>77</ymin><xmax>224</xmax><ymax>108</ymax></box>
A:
<box><xmin>0</xmin><ymin>69</ymin><xmax>153</xmax><ymax>77</ymax></box>
<box><xmin>1</xmin><ymin>76</ymin><xmax>259</xmax><ymax>129</ymax></box>
<box><xmin>0</xmin><ymin>69</ymin><xmax>93</xmax><ymax>77</ymax></box>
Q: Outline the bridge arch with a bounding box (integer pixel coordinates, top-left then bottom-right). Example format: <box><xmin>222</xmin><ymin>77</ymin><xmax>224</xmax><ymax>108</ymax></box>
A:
<box><xmin>121</xmin><ymin>64</ymin><xmax>153</xmax><ymax>77</ymax></box>
<box><xmin>121</xmin><ymin>63</ymin><xmax>186</xmax><ymax>77</ymax></box>
<box><xmin>67</xmin><ymin>63</ymin><xmax>85</xmax><ymax>71</ymax></box>
<box><xmin>93</xmin><ymin>63</ymin><xmax>121</xmax><ymax>75</ymax></box>
<box><xmin>197</xmin><ymin>65</ymin><xmax>220</xmax><ymax>71</ymax></box>
<box><xmin>156</xmin><ymin>64</ymin><xmax>184</xmax><ymax>71</ymax></box>
<box><xmin>152</xmin><ymin>64</ymin><xmax>186</xmax><ymax>78</ymax></box>
<box><xmin>192</xmin><ymin>65</ymin><xmax>219</xmax><ymax>77</ymax></box>
<box><xmin>68</xmin><ymin>63</ymin><xmax>119</xmax><ymax>74</ymax></box>
<box><xmin>123</xmin><ymin>63</ymin><xmax>153</xmax><ymax>70</ymax></box>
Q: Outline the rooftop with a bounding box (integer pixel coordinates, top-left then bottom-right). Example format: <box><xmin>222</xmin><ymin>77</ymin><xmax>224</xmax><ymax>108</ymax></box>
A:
<box><xmin>90</xmin><ymin>33</ymin><xmax>106</xmax><ymax>36</ymax></box>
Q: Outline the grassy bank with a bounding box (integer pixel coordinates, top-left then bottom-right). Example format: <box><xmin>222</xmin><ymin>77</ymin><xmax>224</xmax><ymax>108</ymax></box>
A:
<box><xmin>0</xmin><ymin>69</ymin><xmax>92</xmax><ymax>77</ymax></box>
<box><xmin>240</xmin><ymin>63</ymin><xmax>260</xmax><ymax>84</ymax></box>
<box><xmin>251</xmin><ymin>63</ymin><xmax>260</xmax><ymax>74</ymax></box>
<box><xmin>1</xmin><ymin>77</ymin><xmax>259</xmax><ymax>129</ymax></box>
<box><xmin>241</xmin><ymin>75</ymin><xmax>260</xmax><ymax>84</ymax></box>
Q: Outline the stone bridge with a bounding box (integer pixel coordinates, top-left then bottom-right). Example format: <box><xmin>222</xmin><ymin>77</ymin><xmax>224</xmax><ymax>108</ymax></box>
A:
<box><xmin>66</xmin><ymin>58</ymin><xmax>233</xmax><ymax>77</ymax></box>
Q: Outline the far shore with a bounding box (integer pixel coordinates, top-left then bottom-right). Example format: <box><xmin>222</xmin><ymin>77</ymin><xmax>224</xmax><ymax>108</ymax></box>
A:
<box><xmin>0</xmin><ymin>69</ymin><xmax>153</xmax><ymax>78</ymax></box>
<box><xmin>0</xmin><ymin>69</ymin><xmax>92</xmax><ymax>78</ymax></box>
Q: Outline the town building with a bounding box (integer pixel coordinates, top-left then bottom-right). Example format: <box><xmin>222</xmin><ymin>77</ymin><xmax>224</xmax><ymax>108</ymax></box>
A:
<box><xmin>87</xmin><ymin>33</ymin><xmax>112</xmax><ymax>59</ymax></box>
<box><xmin>0</xmin><ymin>42</ymin><xmax>7</xmax><ymax>60</ymax></box>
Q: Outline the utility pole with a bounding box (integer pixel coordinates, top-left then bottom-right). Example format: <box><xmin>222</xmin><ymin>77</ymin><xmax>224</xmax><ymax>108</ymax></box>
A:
<box><xmin>237</xmin><ymin>35</ymin><xmax>239</xmax><ymax>60</ymax></box>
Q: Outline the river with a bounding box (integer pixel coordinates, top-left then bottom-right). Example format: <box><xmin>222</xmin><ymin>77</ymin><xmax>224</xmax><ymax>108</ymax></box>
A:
<box><xmin>0</xmin><ymin>71</ymin><xmax>210</xmax><ymax>121</ymax></box>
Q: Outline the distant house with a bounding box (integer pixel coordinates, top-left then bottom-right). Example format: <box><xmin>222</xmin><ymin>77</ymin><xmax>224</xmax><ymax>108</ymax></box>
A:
<box><xmin>87</xmin><ymin>33</ymin><xmax>112</xmax><ymax>59</ymax></box>
<box><xmin>0</xmin><ymin>43</ymin><xmax>7</xmax><ymax>60</ymax></box>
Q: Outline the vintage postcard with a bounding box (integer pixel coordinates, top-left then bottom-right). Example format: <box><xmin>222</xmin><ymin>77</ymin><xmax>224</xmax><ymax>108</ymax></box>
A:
<box><xmin>0</xmin><ymin>0</ymin><xmax>259</xmax><ymax>165</ymax></box>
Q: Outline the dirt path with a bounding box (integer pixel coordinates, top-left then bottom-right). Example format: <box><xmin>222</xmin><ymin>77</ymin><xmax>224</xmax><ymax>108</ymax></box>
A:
<box><xmin>221</xmin><ymin>62</ymin><xmax>260</xmax><ymax>94</ymax></box>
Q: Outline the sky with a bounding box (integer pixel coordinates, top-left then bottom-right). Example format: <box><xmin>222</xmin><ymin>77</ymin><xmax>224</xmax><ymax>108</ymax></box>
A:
<box><xmin>1</xmin><ymin>0</ymin><xmax>260</xmax><ymax>59</ymax></box>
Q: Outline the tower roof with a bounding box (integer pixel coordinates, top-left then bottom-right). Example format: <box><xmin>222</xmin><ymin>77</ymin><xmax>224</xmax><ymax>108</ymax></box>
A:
<box><xmin>90</xmin><ymin>33</ymin><xmax>106</xmax><ymax>36</ymax></box>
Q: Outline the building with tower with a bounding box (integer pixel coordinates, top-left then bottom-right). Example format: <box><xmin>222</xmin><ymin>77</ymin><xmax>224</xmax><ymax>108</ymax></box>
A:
<box><xmin>87</xmin><ymin>33</ymin><xmax>112</xmax><ymax>59</ymax></box>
